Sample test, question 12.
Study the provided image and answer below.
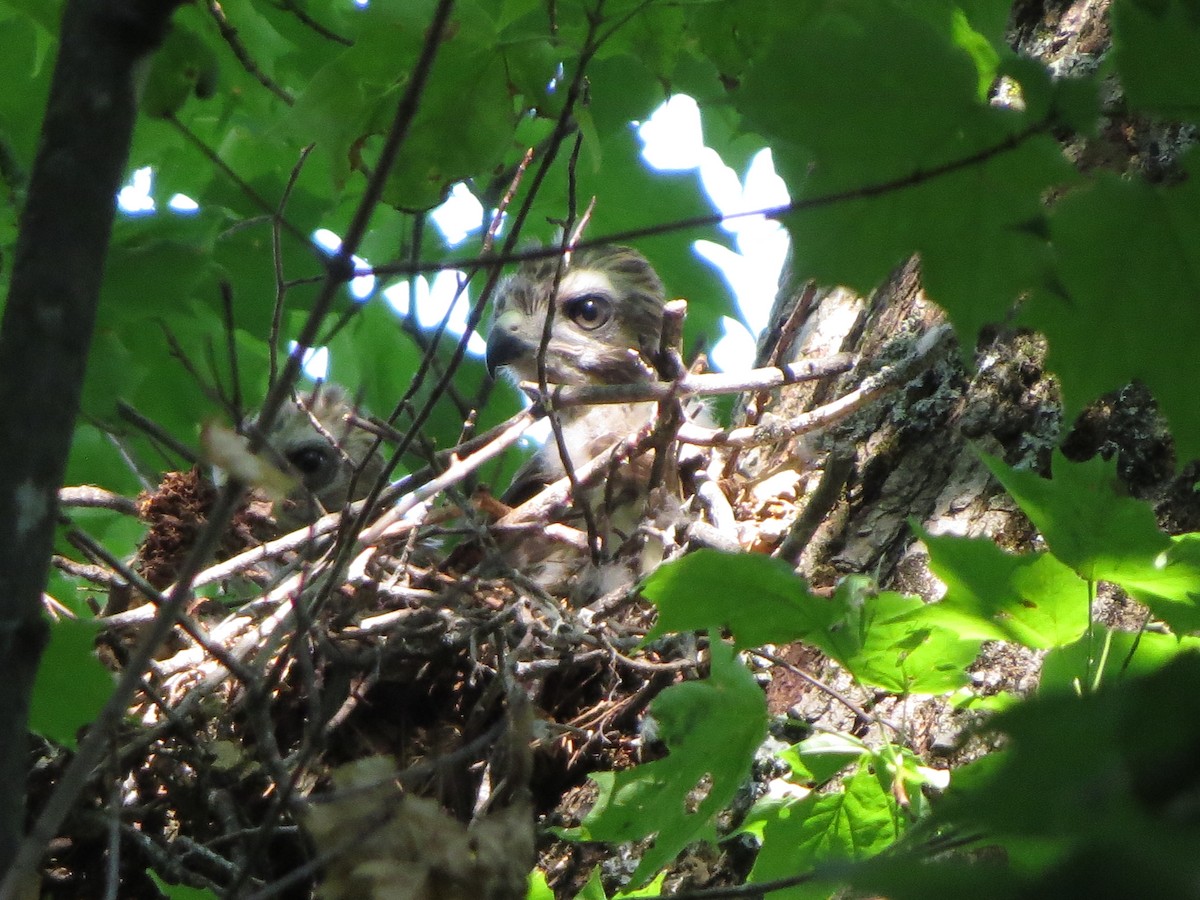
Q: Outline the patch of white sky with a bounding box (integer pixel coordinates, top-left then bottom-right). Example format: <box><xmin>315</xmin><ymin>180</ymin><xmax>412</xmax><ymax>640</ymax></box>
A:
<box><xmin>115</xmin><ymin>93</ymin><xmax>789</xmax><ymax>380</ymax></box>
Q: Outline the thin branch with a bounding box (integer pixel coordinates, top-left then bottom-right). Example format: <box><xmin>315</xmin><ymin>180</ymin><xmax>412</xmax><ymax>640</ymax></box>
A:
<box><xmin>496</xmin><ymin>418</ymin><xmax>656</xmax><ymax>528</ymax></box>
<box><xmin>360</xmin><ymin>409</ymin><xmax>537</xmax><ymax>543</ymax></box>
<box><xmin>678</xmin><ymin>327</ymin><xmax>951</xmax><ymax>448</ymax></box>
<box><xmin>62</xmin><ymin>520</ymin><xmax>256</xmax><ymax>684</ymax></box>
<box><xmin>58</xmin><ymin>486</ymin><xmax>139</xmax><ymax>516</ymax></box>
<box><xmin>270</xmin><ymin>145</ymin><xmax>316</xmax><ymax>387</ymax></box>
<box><xmin>275</xmin><ymin>0</ymin><xmax>352</xmax><ymax>46</ymax></box>
<box><xmin>750</xmin><ymin>648</ymin><xmax>899</xmax><ymax>736</ymax></box>
<box><xmin>167</xmin><ymin>114</ymin><xmax>314</xmax><ymax>250</ymax></box>
<box><xmin>365</xmin><ymin>111</ymin><xmax>1059</xmax><ymax>281</ymax></box>
<box><xmin>524</xmin><ymin>352</ymin><xmax>857</xmax><ymax>409</ymax></box>
<box><xmin>218</xmin><ymin>281</ymin><xmax>244</xmax><ymax>419</ymax></box>
<box><xmin>116</xmin><ymin>401</ymin><xmax>199</xmax><ymax>466</ymax></box>
<box><xmin>205</xmin><ymin>0</ymin><xmax>295</xmax><ymax>105</ymax></box>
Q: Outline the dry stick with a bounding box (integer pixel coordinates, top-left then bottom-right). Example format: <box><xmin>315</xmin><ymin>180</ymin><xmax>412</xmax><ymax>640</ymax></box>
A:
<box><xmin>678</xmin><ymin>326</ymin><xmax>951</xmax><ymax>448</ymax></box>
<box><xmin>645</xmin><ymin>298</ymin><xmax>689</xmax><ymax>496</ymax></box>
<box><xmin>748</xmin><ymin>280</ymin><xmax>820</xmax><ymax>425</ymax></box>
<box><xmin>359</xmin><ymin>409</ymin><xmax>537</xmax><ymax>542</ymax></box>
<box><xmin>528</xmin><ymin>352</ymin><xmax>857</xmax><ymax>409</ymax></box>
<box><xmin>58</xmin><ymin>486</ymin><xmax>139</xmax><ymax>516</ymax></box>
<box><xmin>496</xmin><ymin>420</ymin><xmax>655</xmax><ymax>529</ymax></box>
<box><xmin>52</xmin><ymin>556</ymin><xmax>125</xmax><ymax>590</ymax></box>
<box><xmin>217</xmin><ymin>280</ymin><xmax>244</xmax><ymax>418</ymax></box>
<box><xmin>538</xmin><ymin>134</ymin><xmax>605</xmax><ymax>564</ymax></box>
<box><xmin>62</xmin><ymin>521</ymin><xmax>257</xmax><ymax>684</ymax></box>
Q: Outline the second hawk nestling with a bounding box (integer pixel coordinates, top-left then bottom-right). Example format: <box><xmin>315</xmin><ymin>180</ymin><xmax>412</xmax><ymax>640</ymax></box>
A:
<box><xmin>486</xmin><ymin>245</ymin><xmax>697</xmax><ymax>598</ymax></box>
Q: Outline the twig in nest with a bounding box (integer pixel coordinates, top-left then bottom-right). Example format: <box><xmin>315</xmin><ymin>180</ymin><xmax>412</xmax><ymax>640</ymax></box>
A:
<box><xmin>58</xmin><ymin>485</ymin><xmax>139</xmax><ymax>516</ymax></box>
<box><xmin>522</xmin><ymin>351</ymin><xmax>857</xmax><ymax>410</ymax></box>
<box><xmin>360</xmin><ymin>409</ymin><xmax>538</xmax><ymax>543</ymax></box>
<box><xmin>494</xmin><ymin>418</ymin><xmax>657</xmax><ymax>529</ymax></box>
<box><xmin>677</xmin><ymin>326</ymin><xmax>952</xmax><ymax>448</ymax></box>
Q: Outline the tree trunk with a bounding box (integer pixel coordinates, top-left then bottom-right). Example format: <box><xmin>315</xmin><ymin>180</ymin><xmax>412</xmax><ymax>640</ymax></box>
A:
<box><xmin>0</xmin><ymin>0</ymin><xmax>178</xmax><ymax>887</ymax></box>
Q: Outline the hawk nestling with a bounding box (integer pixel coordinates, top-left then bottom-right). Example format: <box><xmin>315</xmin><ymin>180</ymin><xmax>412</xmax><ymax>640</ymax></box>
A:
<box><xmin>258</xmin><ymin>384</ymin><xmax>385</xmax><ymax>528</ymax></box>
<box><xmin>486</xmin><ymin>245</ymin><xmax>690</xmax><ymax>597</ymax></box>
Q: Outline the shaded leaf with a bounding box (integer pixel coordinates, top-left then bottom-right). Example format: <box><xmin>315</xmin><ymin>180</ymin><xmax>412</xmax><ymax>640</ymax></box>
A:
<box><xmin>912</xmin><ymin>526</ymin><xmax>1090</xmax><ymax>649</ymax></box>
<box><xmin>564</xmin><ymin>642</ymin><xmax>767</xmax><ymax>887</ymax></box>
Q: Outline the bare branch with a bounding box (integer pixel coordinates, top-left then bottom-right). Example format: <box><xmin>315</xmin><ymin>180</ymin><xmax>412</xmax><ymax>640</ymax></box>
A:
<box><xmin>58</xmin><ymin>486</ymin><xmax>139</xmax><ymax>516</ymax></box>
<box><xmin>523</xmin><ymin>352</ymin><xmax>858</xmax><ymax>409</ymax></box>
<box><xmin>679</xmin><ymin>328</ymin><xmax>951</xmax><ymax>448</ymax></box>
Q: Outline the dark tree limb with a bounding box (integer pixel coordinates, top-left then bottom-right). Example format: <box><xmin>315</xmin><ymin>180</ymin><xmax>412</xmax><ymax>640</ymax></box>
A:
<box><xmin>0</xmin><ymin>0</ymin><xmax>181</xmax><ymax>888</ymax></box>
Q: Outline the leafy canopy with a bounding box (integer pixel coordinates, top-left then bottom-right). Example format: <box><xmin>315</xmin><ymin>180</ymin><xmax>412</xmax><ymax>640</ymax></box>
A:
<box><xmin>5</xmin><ymin>0</ymin><xmax>1200</xmax><ymax>897</ymax></box>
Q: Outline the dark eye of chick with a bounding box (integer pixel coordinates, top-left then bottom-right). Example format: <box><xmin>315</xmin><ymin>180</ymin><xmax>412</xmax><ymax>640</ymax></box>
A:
<box><xmin>287</xmin><ymin>444</ymin><xmax>336</xmax><ymax>489</ymax></box>
<box><xmin>564</xmin><ymin>293</ymin><xmax>612</xmax><ymax>331</ymax></box>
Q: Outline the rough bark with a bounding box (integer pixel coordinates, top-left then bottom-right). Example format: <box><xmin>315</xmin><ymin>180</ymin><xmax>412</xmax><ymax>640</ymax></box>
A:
<box><xmin>0</xmin><ymin>0</ymin><xmax>179</xmax><ymax>886</ymax></box>
<box><xmin>733</xmin><ymin>0</ymin><xmax>1199</xmax><ymax>757</ymax></box>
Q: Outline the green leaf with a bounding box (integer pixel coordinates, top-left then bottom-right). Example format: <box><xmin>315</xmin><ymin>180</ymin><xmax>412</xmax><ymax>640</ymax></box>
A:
<box><xmin>526</xmin><ymin>868</ymin><xmax>554</xmax><ymax>900</ymax></box>
<box><xmin>1112</xmin><ymin>0</ymin><xmax>1200</xmax><ymax>123</ymax></box>
<box><xmin>981</xmin><ymin>452</ymin><xmax>1170</xmax><ymax>581</ymax></box>
<box><xmin>1021</xmin><ymin>161</ymin><xmax>1200</xmax><ymax>459</ymax></box>
<box><xmin>614</xmin><ymin>872</ymin><xmax>666</xmax><ymax>898</ymax></box>
<box><xmin>148</xmin><ymin>870</ymin><xmax>220</xmax><ymax>900</ymax></box>
<box><xmin>640</xmin><ymin>550</ymin><xmax>832</xmax><ymax>648</ymax></box>
<box><xmin>564</xmin><ymin>642</ymin><xmax>767</xmax><ymax>887</ymax></box>
<box><xmin>934</xmin><ymin>652</ymin><xmax>1200</xmax><ymax>870</ymax></box>
<box><xmin>747</xmin><ymin>764</ymin><xmax>906</xmax><ymax>900</ymax></box>
<box><xmin>643</xmin><ymin>556</ymin><xmax>977</xmax><ymax>692</ymax></box>
<box><xmin>99</xmin><ymin>211</ymin><xmax>223</xmax><ymax>327</ymax></box>
<box><xmin>31</xmin><ymin>619</ymin><xmax>113</xmax><ymax>749</ymax></box>
<box><xmin>1041</xmin><ymin>625</ymin><xmax>1200</xmax><ymax>694</ymax></box>
<box><xmin>0</xmin><ymin>8</ymin><xmax>53</xmax><ymax>172</ymax></box>
<box><xmin>982</xmin><ymin>452</ymin><xmax>1200</xmax><ymax>631</ymax></box>
<box><xmin>733</xmin><ymin>0</ymin><xmax>1074</xmax><ymax>347</ymax></box>
<box><xmin>912</xmin><ymin>526</ymin><xmax>1090</xmax><ymax>649</ymax></box>
<box><xmin>140</xmin><ymin>14</ymin><xmax>220</xmax><ymax>119</ymax></box>
<box><xmin>684</xmin><ymin>0</ymin><xmax>788</xmax><ymax>82</ymax></box>
<box><xmin>817</xmin><ymin>582</ymin><xmax>980</xmax><ymax>694</ymax></box>
<box><xmin>778</xmin><ymin>732</ymin><xmax>869</xmax><ymax>787</ymax></box>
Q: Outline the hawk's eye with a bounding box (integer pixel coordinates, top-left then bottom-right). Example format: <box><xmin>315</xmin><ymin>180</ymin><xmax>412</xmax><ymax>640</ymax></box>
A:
<box><xmin>287</xmin><ymin>444</ymin><xmax>337</xmax><ymax>489</ymax></box>
<box><xmin>564</xmin><ymin>294</ymin><xmax>612</xmax><ymax>331</ymax></box>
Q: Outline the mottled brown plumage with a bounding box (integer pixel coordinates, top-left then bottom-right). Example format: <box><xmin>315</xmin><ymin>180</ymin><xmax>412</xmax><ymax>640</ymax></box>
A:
<box><xmin>486</xmin><ymin>246</ymin><xmax>681</xmax><ymax>597</ymax></box>
<box><xmin>258</xmin><ymin>384</ymin><xmax>385</xmax><ymax>528</ymax></box>
<box><xmin>487</xmin><ymin>246</ymin><xmax>666</xmax><ymax>498</ymax></box>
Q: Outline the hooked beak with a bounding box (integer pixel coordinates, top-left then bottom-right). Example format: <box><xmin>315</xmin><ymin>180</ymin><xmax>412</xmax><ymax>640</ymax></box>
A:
<box><xmin>485</xmin><ymin>310</ymin><xmax>530</xmax><ymax>378</ymax></box>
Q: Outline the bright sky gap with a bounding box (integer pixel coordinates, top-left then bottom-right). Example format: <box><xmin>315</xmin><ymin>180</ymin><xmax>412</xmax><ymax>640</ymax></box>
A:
<box><xmin>115</xmin><ymin>95</ymin><xmax>791</xmax><ymax>380</ymax></box>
